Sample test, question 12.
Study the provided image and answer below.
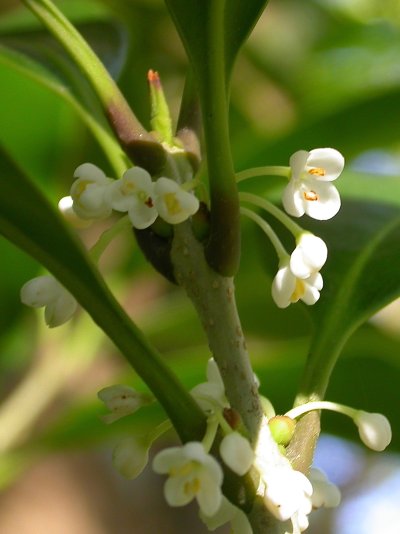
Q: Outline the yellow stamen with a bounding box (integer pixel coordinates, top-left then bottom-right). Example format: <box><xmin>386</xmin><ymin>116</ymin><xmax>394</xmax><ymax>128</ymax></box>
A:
<box><xmin>164</xmin><ymin>192</ymin><xmax>181</xmax><ymax>215</ymax></box>
<box><xmin>303</xmin><ymin>190</ymin><xmax>319</xmax><ymax>201</ymax></box>
<box><xmin>308</xmin><ymin>167</ymin><xmax>326</xmax><ymax>176</ymax></box>
<box><xmin>290</xmin><ymin>279</ymin><xmax>305</xmax><ymax>302</ymax></box>
<box><xmin>121</xmin><ymin>181</ymin><xmax>137</xmax><ymax>194</ymax></box>
<box><xmin>74</xmin><ymin>180</ymin><xmax>91</xmax><ymax>199</ymax></box>
<box><xmin>184</xmin><ymin>478</ymin><xmax>201</xmax><ymax>496</ymax></box>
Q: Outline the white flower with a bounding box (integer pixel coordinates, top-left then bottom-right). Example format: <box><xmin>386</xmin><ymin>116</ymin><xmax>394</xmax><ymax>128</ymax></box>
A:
<box><xmin>107</xmin><ymin>167</ymin><xmax>158</xmax><ymax>229</ymax></box>
<box><xmin>154</xmin><ymin>177</ymin><xmax>199</xmax><ymax>224</ymax></box>
<box><xmin>153</xmin><ymin>441</ymin><xmax>223</xmax><ymax>516</ymax></box>
<box><xmin>113</xmin><ymin>437</ymin><xmax>149</xmax><ymax>479</ymax></box>
<box><xmin>290</xmin><ymin>233</ymin><xmax>327</xmax><ymax>279</ymax></box>
<box><xmin>353</xmin><ymin>411</ymin><xmax>392</xmax><ymax>451</ymax></box>
<box><xmin>191</xmin><ymin>358</ymin><xmax>228</xmax><ymax>412</ymax></box>
<box><xmin>200</xmin><ymin>496</ymin><xmax>252</xmax><ymax>534</ymax></box>
<box><xmin>97</xmin><ymin>384</ymin><xmax>151</xmax><ymax>424</ymax></box>
<box><xmin>70</xmin><ymin>163</ymin><xmax>113</xmax><ymax>219</ymax></box>
<box><xmin>309</xmin><ymin>468</ymin><xmax>341</xmax><ymax>509</ymax></box>
<box><xmin>283</xmin><ymin>148</ymin><xmax>344</xmax><ymax>220</ymax></box>
<box><xmin>20</xmin><ymin>275</ymin><xmax>77</xmax><ymax>327</ymax></box>
<box><xmin>252</xmin><ymin>419</ymin><xmax>313</xmax><ymax>534</ymax></box>
<box><xmin>58</xmin><ymin>196</ymin><xmax>92</xmax><ymax>228</ymax></box>
<box><xmin>272</xmin><ymin>261</ymin><xmax>323</xmax><ymax>308</ymax></box>
<box><xmin>220</xmin><ymin>432</ymin><xmax>254</xmax><ymax>476</ymax></box>
<box><xmin>262</xmin><ymin>466</ymin><xmax>313</xmax><ymax>524</ymax></box>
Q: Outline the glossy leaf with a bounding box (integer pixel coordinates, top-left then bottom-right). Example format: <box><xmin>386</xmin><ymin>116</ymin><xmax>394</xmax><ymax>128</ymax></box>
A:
<box><xmin>0</xmin><ymin>146</ymin><xmax>205</xmax><ymax>441</ymax></box>
<box><xmin>164</xmin><ymin>0</ymin><xmax>269</xmax><ymax>83</ymax></box>
<box><xmin>298</xmin><ymin>200</ymin><xmax>400</xmax><ymax>399</ymax></box>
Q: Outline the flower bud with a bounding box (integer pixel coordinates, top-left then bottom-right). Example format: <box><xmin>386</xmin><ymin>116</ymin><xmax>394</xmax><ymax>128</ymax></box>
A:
<box><xmin>220</xmin><ymin>432</ymin><xmax>254</xmax><ymax>476</ymax></box>
<box><xmin>113</xmin><ymin>437</ymin><xmax>149</xmax><ymax>479</ymax></box>
<box><xmin>20</xmin><ymin>275</ymin><xmax>77</xmax><ymax>327</ymax></box>
<box><xmin>354</xmin><ymin>410</ymin><xmax>392</xmax><ymax>451</ymax></box>
<box><xmin>268</xmin><ymin>416</ymin><xmax>296</xmax><ymax>446</ymax></box>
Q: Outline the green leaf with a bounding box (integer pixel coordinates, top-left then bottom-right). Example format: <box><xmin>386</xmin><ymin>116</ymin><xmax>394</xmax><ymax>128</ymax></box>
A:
<box><xmin>298</xmin><ymin>200</ymin><xmax>400</xmax><ymax>400</ymax></box>
<box><xmin>0</xmin><ymin>43</ymin><xmax>128</xmax><ymax>176</ymax></box>
<box><xmin>0</xmin><ymin>145</ymin><xmax>205</xmax><ymax>442</ymax></box>
<box><xmin>165</xmin><ymin>0</ymin><xmax>269</xmax><ymax>83</ymax></box>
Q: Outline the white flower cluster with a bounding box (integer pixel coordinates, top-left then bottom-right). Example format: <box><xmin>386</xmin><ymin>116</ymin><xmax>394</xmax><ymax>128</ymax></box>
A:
<box><xmin>66</xmin><ymin>163</ymin><xmax>199</xmax><ymax>228</ymax></box>
<box><xmin>271</xmin><ymin>147</ymin><xmax>344</xmax><ymax>308</ymax></box>
<box><xmin>153</xmin><ymin>359</ymin><xmax>340</xmax><ymax>534</ymax></box>
<box><xmin>283</xmin><ymin>148</ymin><xmax>344</xmax><ymax>221</ymax></box>
<box><xmin>272</xmin><ymin>232</ymin><xmax>327</xmax><ymax>308</ymax></box>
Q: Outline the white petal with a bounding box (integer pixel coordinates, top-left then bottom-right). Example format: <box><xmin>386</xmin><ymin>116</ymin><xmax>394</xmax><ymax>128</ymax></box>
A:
<box><xmin>154</xmin><ymin>177</ymin><xmax>199</xmax><ymax>224</ymax></box>
<box><xmin>206</xmin><ymin>359</ymin><xmax>224</xmax><ymax>387</ymax></box>
<box><xmin>97</xmin><ymin>384</ymin><xmax>143</xmax><ymax>422</ymax></box>
<box><xmin>290</xmin><ymin>234</ymin><xmax>328</xmax><ymax>279</ymax></box>
<box><xmin>301</xmin><ymin>180</ymin><xmax>341</xmax><ymax>220</ymax></box>
<box><xmin>306</xmin><ymin>148</ymin><xmax>344</xmax><ymax>182</ymax></box>
<box><xmin>309</xmin><ymin>468</ymin><xmax>341</xmax><ymax>509</ymax></box>
<box><xmin>355</xmin><ymin>411</ymin><xmax>392</xmax><ymax>451</ymax></box>
<box><xmin>44</xmin><ymin>292</ymin><xmax>77</xmax><ymax>327</ymax></box>
<box><xmin>128</xmin><ymin>200</ymin><xmax>158</xmax><ymax>229</ymax></box>
<box><xmin>73</xmin><ymin>162</ymin><xmax>108</xmax><ymax>183</ymax></box>
<box><xmin>271</xmin><ymin>265</ymin><xmax>296</xmax><ymax>308</ymax></box>
<box><xmin>107</xmin><ymin>179</ymin><xmax>132</xmax><ymax>212</ymax></box>
<box><xmin>152</xmin><ymin>446</ymin><xmax>186</xmax><ymax>474</ymax></box>
<box><xmin>108</xmin><ymin>168</ymin><xmax>154</xmax><ymax>212</ymax></box>
<box><xmin>300</xmin><ymin>273</ymin><xmax>323</xmax><ymax>306</ymax></box>
<box><xmin>72</xmin><ymin>182</ymin><xmax>112</xmax><ymax>220</ymax></box>
<box><xmin>123</xmin><ymin>167</ymin><xmax>154</xmax><ymax>195</ymax></box>
<box><xmin>199</xmin><ymin>496</ymin><xmax>237</xmax><ymax>530</ymax></box>
<box><xmin>220</xmin><ymin>433</ymin><xmax>254</xmax><ymax>476</ymax></box>
<box><xmin>164</xmin><ymin>475</ymin><xmax>194</xmax><ymax>507</ymax></box>
<box><xmin>197</xmin><ymin>475</ymin><xmax>222</xmax><ymax>516</ymax></box>
<box><xmin>191</xmin><ymin>382</ymin><xmax>227</xmax><ymax>411</ymax></box>
<box><xmin>282</xmin><ymin>180</ymin><xmax>305</xmax><ymax>218</ymax></box>
<box><xmin>20</xmin><ymin>275</ymin><xmax>60</xmax><ymax>308</ymax></box>
<box><xmin>289</xmin><ymin>150</ymin><xmax>309</xmax><ymax>181</ymax></box>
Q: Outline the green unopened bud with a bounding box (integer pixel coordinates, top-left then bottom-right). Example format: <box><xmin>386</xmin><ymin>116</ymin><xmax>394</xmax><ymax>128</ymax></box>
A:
<box><xmin>268</xmin><ymin>415</ymin><xmax>296</xmax><ymax>446</ymax></box>
<box><xmin>148</xmin><ymin>69</ymin><xmax>174</xmax><ymax>146</ymax></box>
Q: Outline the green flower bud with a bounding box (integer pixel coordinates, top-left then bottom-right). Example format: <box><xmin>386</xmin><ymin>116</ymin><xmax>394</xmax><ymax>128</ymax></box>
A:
<box><xmin>268</xmin><ymin>415</ymin><xmax>296</xmax><ymax>446</ymax></box>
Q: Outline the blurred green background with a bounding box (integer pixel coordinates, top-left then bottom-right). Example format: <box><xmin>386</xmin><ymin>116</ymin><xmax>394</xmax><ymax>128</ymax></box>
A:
<box><xmin>0</xmin><ymin>0</ymin><xmax>400</xmax><ymax>532</ymax></box>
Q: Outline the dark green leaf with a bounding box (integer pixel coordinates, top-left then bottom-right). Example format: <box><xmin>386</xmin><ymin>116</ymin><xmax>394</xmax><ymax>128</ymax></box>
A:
<box><xmin>165</xmin><ymin>0</ymin><xmax>269</xmax><ymax>86</ymax></box>
<box><xmin>0</xmin><ymin>146</ymin><xmax>205</xmax><ymax>441</ymax></box>
<box><xmin>299</xmin><ymin>200</ymin><xmax>400</xmax><ymax>398</ymax></box>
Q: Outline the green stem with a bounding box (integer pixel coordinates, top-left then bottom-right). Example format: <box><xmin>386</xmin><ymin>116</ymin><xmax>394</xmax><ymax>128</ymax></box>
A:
<box><xmin>239</xmin><ymin>192</ymin><xmax>303</xmax><ymax>238</ymax></box>
<box><xmin>285</xmin><ymin>400</ymin><xmax>356</xmax><ymax>420</ymax></box>
<box><xmin>171</xmin><ymin>221</ymin><xmax>263</xmax><ymax>443</ymax></box>
<box><xmin>201</xmin><ymin>2</ymin><xmax>240</xmax><ymax>276</ymax></box>
<box><xmin>147</xmin><ymin>419</ymin><xmax>173</xmax><ymax>444</ymax></box>
<box><xmin>236</xmin><ymin>166</ymin><xmax>290</xmax><ymax>182</ymax></box>
<box><xmin>240</xmin><ymin>207</ymin><xmax>288</xmax><ymax>261</ymax></box>
<box><xmin>21</xmin><ymin>0</ymin><xmax>166</xmax><ymax>173</ymax></box>
<box><xmin>89</xmin><ymin>215</ymin><xmax>131</xmax><ymax>263</ymax></box>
